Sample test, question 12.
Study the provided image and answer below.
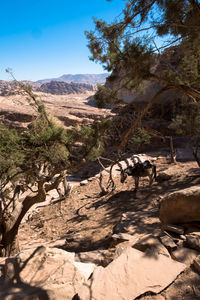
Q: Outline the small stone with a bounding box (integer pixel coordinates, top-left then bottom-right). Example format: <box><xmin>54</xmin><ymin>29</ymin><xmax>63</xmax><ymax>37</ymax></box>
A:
<box><xmin>114</xmin><ymin>241</ymin><xmax>131</xmax><ymax>258</ymax></box>
<box><xmin>80</xmin><ymin>180</ymin><xmax>88</xmax><ymax>186</ymax></box>
<box><xmin>176</xmin><ymin>239</ymin><xmax>184</xmax><ymax>248</ymax></box>
<box><xmin>186</xmin><ymin>234</ymin><xmax>200</xmax><ymax>251</ymax></box>
<box><xmin>133</xmin><ymin>234</ymin><xmax>170</xmax><ymax>257</ymax></box>
<box><xmin>112</xmin><ymin>233</ymin><xmax>136</xmax><ymax>242</ymax></box>
<box><xmin>109</xmin><ymin>233</ymin><xmax>137</xmax><ymax>248</ymax></box>
<box><xmin>180</xmin><ymin>235</ymin><xmax>186</xmax><ymax>240</ymax></box>
<box><xmin>186</xmin><ymin>226</ymin><xmax>200</xmax><ymax>237</ymax></box>
<box><xmin>162</xmin><ymin>224</ymin><xmax>184</xmax><ymax>235</ymax></box>
<box><xmin>156</xmin><ymin>172</ymin><xmax>172</xmax><ymax>182</ymax></box>
<box><xmin>87</xmin><ymin>177</ymin><xmax>94</xmax><ymax>182</ymax></box>
<box><xmin>160</xmin><ymin>235</ymin><xmax>177</xmax><ymax>251</ymax></box>
<box><xmin>171</xmin><ymin>247</ymin><xmax>199</xmax><ymax>266</ymax></box>
<box><xmin>194</xmin><ymin>255</ymin><xmax>200</xmax><ymax>274</ymax></box>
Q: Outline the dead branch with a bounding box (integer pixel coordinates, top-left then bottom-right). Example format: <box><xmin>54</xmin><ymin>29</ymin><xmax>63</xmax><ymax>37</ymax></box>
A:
<box><xmin>193</xmin><ymin>136</ymin><xmax>200</xmax><ymax>167</ymax></box>
<box><xmin>97</xmin><ymin>157</ymin><xmax>119</xmax><ymax>195</ymax></box>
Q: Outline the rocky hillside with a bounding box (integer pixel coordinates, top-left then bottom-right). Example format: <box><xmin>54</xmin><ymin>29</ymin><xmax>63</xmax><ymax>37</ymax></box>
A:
<box><xmin>0</xmin><ymin>72</ymin><xmax>108</xmax><ymax>96</ymax></box>
<box><xmin>0</xmin><ymin>80</ymin><xmax>95</xmax><ymax>96</ymax></box>
<box><xmin>1</xmin><ymin>156</ymin><xmax>200</xmax><ymax>299</ymax></box>
<box><xmin>0</xmin><ymin>91</ymin><xmax>113</xmax><ymax>130</ymax></box>
<box><xmin>36</xmin><ymin>81</ymin><xmax>94</xmax><ymax>95</ymax></box>
<box><xmin>37</xmin><ymin>73</ymin><xmax>108</xmax><ymax>84</ymax></box>
<box><xmin>104</xmin><ymin>46</ymin><xmax>184</xmax><ymax>105</ymax></box>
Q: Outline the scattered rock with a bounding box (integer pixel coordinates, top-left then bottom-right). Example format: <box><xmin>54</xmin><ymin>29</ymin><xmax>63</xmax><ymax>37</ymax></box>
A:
<box><xmin>110</xmin><ymin>233</ymin><xmax>138</xmax><ymax>247</ymax></box>
<box><xmin>80</xmin><ymin>179</ymin><xmax>88</xmax><ymax>186</ymax></box>
<box><xmin>37</xmin><ymin>81</ymin><xmax>94</xmax><ymax>95</ymax></box>
<box><xmin>87</xmin><ymin>177</ymin><xmax>94</xmax><ymax>182</ymax></box>
<box><xmin>77</xmin><ymin>247</ymin><xmax>186</xmax><ymax>300</ymax></box>
<box><xmin>140</xmin><ymin>295</ymin><xmax>165</xmax><ymax>300</ymax></box>
<box><xmin>47</xmin><ymin>237</ymin><xmax>67</xmax><ymax>248</ymax></box>
<box><xmin>0</xmin><ymin>246</ymin><xmax>94</xmax><ymax>300</ymax></box>
<box><xmin>194</xmin><ymin>255</ymin><xmax>200</xmax><ymax>274</ymax></box>
<box><xmin>75</xmin><ymin>249</ymin><xmax>113</xmax><ymax>267</ymax></box>
<box><xmin>186</xmin><ymin>234</ymin><xmax>200</xmax><ymax>251</ymax></box>
<box><xmin>114</xmin><ymin>241</ymin><xmax>132</xmax><ymax>258</ymax></box>
<box><xmin>156</xmin><ymin>172</ymin><xmax>172</xmax><ymax>182</ymax></box>
<box><xmin>160</xmin><ymin>235</ymin><xmax>177</xmax><ymax>251</ymax></box>
<box><xmin>74</xmin><ymin>261</ymin><xmax>95</xmax><ymax>280</ymax></box>
<box><xmin>171</xmin><ymin>247</ymin><xmax>199</xmax><ymax>266</ymax></box>
<box><xmin>112</xmin><ymin>232</ymin><xmax>136</xmax><ymax>242</ymax></box>
<box><xmin>159</xmin><ymin>186</ymin><xmax>200</xmax><ymax>224</ymax></box>
<box><xmin>180</xmin><ymin>234</ymin><xmax>187</xmax><ymax>240</ymax></box>
<box><xmin>162</xmin><ymin>224</ymin><xmax>184</xmax><ymax>235</ymax></box>
<box><xmin>186</xmin><ymin>226</ymin><xmax>200</xmax><ymax>236</ymax></box>
<box><xmin>113</xmin><ymin>211</ymin><xmax>160</xmax><ymax>237</ymax></box>
<box><xmin>176</xmin><ymin>239</ymin><xmax>184</xmax><ymax>248</ymax></box>
<box><xmin>132</xmin><ymin>234</ymin><xmax>170</xmax><ymax>257</ymax></box>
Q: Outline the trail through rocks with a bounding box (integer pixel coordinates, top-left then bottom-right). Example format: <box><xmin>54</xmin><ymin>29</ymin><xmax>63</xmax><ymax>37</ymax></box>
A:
<box><xmin>18</xmin><ymin>159</ymin><xmax>200</xmax><ymax>299</ymax></box>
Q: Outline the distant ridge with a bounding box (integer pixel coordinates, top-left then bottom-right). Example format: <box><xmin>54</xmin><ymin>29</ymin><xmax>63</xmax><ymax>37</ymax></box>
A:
<box><xmin>37</xmin><ymin>73</ymin><xmax>108</xmax><ymax>85</ymax></box>
<box><xmin>36</xmin><ymin>81</ymin><xmax>94</xmax><ymax>95</ymax></box>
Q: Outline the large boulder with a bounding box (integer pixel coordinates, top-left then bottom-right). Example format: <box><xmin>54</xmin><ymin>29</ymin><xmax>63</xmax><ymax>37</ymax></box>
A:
<box><xmin>159</xmin><ymin>186</ymin><xmax>200</xmax><ymax>224</ymax></box>
<box><xmin>77</xmin><ymin>246</ymin><xmax>186</xmax><ymax>300</ymax></box>
<box><xmin>0</xmin><ymin>246</ymin><xmax>95</xmax><ymax>300</ymax></box>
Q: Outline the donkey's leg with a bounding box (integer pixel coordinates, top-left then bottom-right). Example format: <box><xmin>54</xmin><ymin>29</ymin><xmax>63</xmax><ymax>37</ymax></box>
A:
<box><xmin>134</xmin><ymin>177</ymin><xmax>139</xmax><ymax>192</ymax></box>
<box><xmin>149</xmin><ymin>174</ymin><xmax>153</xmax><ymax>186</ymax></box>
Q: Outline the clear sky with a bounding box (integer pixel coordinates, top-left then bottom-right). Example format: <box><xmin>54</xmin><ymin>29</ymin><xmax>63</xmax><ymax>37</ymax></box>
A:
<box><xmin>0</xmin><ymin>0</ymin><xmax>125</xmax><ymax>81</ymax></box>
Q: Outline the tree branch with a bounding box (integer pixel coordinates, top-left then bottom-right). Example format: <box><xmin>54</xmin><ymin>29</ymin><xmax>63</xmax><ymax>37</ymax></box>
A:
<box><xmin>118</xmin><ymin>85</ymin><xmax>177</xmax><ymax>151</ymax></box>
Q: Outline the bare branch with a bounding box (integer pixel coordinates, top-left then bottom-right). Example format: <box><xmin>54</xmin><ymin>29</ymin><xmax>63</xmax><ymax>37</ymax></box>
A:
<box><xmin>118</xmin><ymin>85</ymin><xmax>174</xmax><ymax>151</ymax></box>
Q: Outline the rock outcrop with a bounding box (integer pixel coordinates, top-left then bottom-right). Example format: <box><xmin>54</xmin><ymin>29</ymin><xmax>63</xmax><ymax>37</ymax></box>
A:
<box><xmin>77</xmin><ymin>246</ymin><xmax>186</xmax><ymax>300</ymax></box>
<box><xmin>37</xmin><ymin>73</ymin><xmax>108</xmax><ymax>84</ymax></box>
<box><xmin>159</xmin><ymin>186</ymin><xmax>200</xmax><ymax>224</ymax></box>
<box><xmin>37</xmin><ymin>81</ymin><xmax>94</xmax><ymax>95</ymax></box>
<box><xmin>0</xmin><ymin>246</ymin><xmax>95</xmax><ymax>300</ymax></box>
<box><xmin>105</xmin><ymin>46</ymin><xmax>183</xmax><ymax>106</ymax></box>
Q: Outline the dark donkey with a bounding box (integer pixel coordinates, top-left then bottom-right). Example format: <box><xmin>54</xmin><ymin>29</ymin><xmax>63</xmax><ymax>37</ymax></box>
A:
<box><xmin>118</xmin><ymin>160</ymin><xmax>156</xmax><ymax>192</ymax></box>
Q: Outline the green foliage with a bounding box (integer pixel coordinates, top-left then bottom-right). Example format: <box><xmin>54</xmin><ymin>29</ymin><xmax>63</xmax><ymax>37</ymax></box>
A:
<box><xmin>157</xmin><ymin>42</ymin><xmax>200</xmax><ymax>88</ymax></box>
<box><xmin>74</xmin><ymin>117</ymin><xmax>112</xmax><ymax>161</ymax></box>
<box><xmin>131</xmin><ymin>127</ymin><xmax>150</xmax><ymax>150</ymax></box>
<box><xmin>169</xmin><ymin>102</ymin><xmax>200</xmax><ymax>136</ymax></box>
<box><xmin>0</xmin><ymin>124</ymin><xmax>25</xmax><ymax>180</ymax></box>
<box><xmin>94</xmin><ymin>84</ymin><xmax>120</xmax><ymax>108</ymax></box>
<box><xmin>0</xmin><ymin>84</ymin><xmax>112</xmax><ymax>188</ymax></box>
<box><xmin>86</xmin><ymin>0</ymin><xmax>200</xmax><ymax>106</ymax></box>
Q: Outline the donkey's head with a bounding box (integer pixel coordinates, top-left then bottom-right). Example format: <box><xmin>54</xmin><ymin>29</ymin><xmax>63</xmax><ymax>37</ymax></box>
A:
<box><xmin>120</xmin><ymin>170</ymin><xmax>128</xmax><ymax>183</ymax></box>
<box><xmin>117</xmin><ymin>166</ymin><xmax>133</xmax><ymax>183</ymax></box>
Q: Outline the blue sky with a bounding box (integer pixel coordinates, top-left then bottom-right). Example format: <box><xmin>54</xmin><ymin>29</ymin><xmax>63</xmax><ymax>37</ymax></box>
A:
<box><xmin>0</xmin><ymin>0</ymin><xmax>125</xmax><ymax>81</ymax></box>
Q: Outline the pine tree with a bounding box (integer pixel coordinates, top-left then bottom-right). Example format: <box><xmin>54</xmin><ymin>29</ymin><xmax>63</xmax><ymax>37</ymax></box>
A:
<box><xmin>86</xmin><ymin>0</ymin><xmax>200</xmax><ymax>150</ymax></box>
<box><xmin>0</xmin><ymin>81</ymin><xmax>110</xmax><ymax>256</ymax></box>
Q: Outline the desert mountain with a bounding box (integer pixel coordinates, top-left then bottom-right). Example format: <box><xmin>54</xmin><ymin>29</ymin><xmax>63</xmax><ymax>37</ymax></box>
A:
<box><xmin>36</xmin><ymin>81</ymin><xmax>94</xmax><ymax>95</ymax></box>
<box><xmin>0</xmin><ymin>73</ymin><xmax>108</xmax><ymax>96</ymax></box>
<box><xmin>37</xmin><ymin>73</ymin><xmax>108</xmax><ymax>84</ymax></box>
<box><xmin>0</xmin><ymin>80</ymin><xmax>95</xmax><ymax>96</ymax></box>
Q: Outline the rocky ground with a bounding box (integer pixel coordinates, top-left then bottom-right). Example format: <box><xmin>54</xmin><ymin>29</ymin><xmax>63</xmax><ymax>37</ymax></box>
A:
<box><xmin>0</xmin><ymin>91</ymin><xmax>112</xmax><ymax>130</ymax></box>
<box><xmin>11</xmin><ymin>156</ymin><xmax>200</xmax><ymax>299</ymax></box>
<box><xmin>0</xmin><ymin>91</ymin><xmax>200</xmax><ymax>299</ymax></box>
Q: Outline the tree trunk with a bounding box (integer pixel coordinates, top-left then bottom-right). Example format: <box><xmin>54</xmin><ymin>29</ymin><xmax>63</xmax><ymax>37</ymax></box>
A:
<box><xmin>193</xmin><ymin>136</ymin><xmax>200</xmax><ymax>167</ymax></box>
<box><xmin>0</xmin><ymin>173</ymin><xmax>66</xmax><ymax>257</ymax></box>
<box><xmin>0</xmin><ymin>225</ymin><xmax>20</xmax><ymax>257</ymax></box>
<box><xmin>169</xmin><ymin>136</ymin><xmax>176</xmax><ymax>164</ymax></box>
